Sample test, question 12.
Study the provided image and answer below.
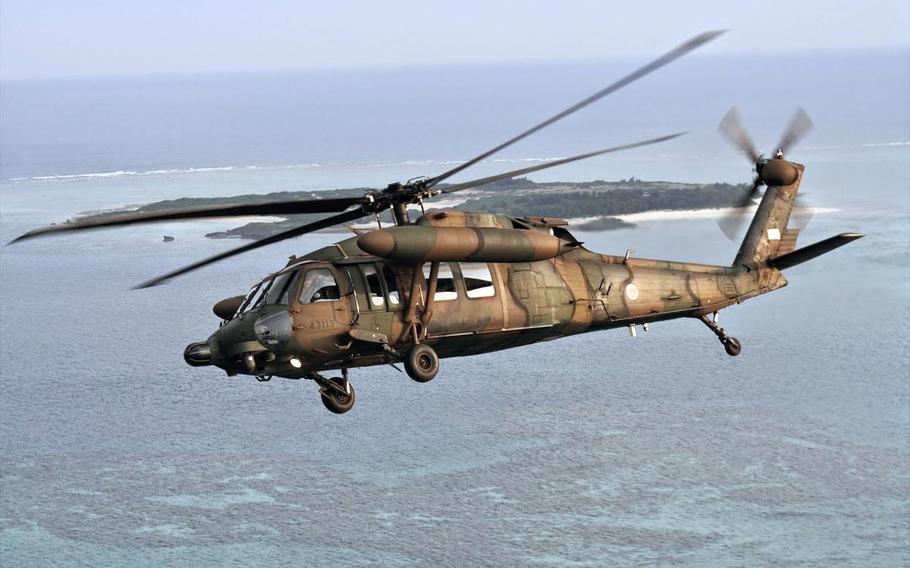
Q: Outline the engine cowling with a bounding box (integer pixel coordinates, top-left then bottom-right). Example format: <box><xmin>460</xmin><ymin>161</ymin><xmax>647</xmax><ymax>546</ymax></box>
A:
<box><xmin>357</xmin><ymin>226</ymin><xmax>572</xmax><ymax>264</ymax></box>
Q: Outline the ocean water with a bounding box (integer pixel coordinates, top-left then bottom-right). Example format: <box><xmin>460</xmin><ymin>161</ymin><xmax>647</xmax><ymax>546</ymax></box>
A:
<box><xmin>1</xmin><ymin>49</ymin><xmax>908</xmax><ymax>566</ymax></box>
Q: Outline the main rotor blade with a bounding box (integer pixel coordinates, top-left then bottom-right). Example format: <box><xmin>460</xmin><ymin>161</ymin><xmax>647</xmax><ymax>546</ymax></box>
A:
<box><xmin>718</xmin><ymin>107</ymin><xmax>761</xmax><ymax>163</ymax></box>
<box><xmin>441</xmin><ymin>132</ymin><xmax>687</xmax><ymax>195</ymax></box>
<box><xmin>134</xmin><ymin>207</ymin><xmax>369</xmax><ymax>288</ymax></box>
<box><xmin>425</xmin><ymin>30</ymin><xmax>724</xmax><ymax>188</ymax></box>
<box><xmin>776</xmin><ymin>107</ymin><xmax>813</xmax><ymax>156</ymax></box>
<box><xmin>9</xmin><ymin>196</ymin><xmax>368</xmax><ymax>244</ymax></box>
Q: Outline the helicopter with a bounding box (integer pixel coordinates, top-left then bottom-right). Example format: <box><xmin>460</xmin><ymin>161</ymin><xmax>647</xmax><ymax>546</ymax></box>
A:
<box><xmin>11</xmin><ymin>31</ymin><xmax>862</xmax><ymax>414</ymax></box>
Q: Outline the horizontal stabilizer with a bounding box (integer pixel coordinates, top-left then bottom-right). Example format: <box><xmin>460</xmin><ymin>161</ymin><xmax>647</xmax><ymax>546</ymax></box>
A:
<box><xmin>767</xmin><ymin>233</ymin><xmax>863</xmax><ymax>270</ymax></box>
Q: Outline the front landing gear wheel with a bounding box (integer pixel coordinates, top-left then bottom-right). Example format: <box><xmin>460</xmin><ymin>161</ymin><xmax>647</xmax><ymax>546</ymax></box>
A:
<box><xmin>723</xmin><ymin>337</ymin><xmax>742</xmax><ymax>357</ymax></box>
<box><xmin>320</xmin><ymin>378</ymin><xmax>356</xmax><ymax>414</ymax></box>
<box><xmin>405</xmin><ymin>344</ymin><xmax>439</xmax><ymax>383</ymax></box>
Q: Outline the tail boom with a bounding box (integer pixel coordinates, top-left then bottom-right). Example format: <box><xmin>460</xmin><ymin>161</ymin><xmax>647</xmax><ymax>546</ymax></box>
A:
<box><xmin>734</xmin><ymin>160</ymin><xmax>804</xmax><ymax>267</ymax></box>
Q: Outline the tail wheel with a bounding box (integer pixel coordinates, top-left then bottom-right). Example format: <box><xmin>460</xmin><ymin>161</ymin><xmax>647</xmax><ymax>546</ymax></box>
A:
<box><xmin>320</xmin><ymin>378</ymin><xmax>356</xmax><ymax>414</ymax></box>
<box><xmin>723</xmin><ymin>337</ymin><xmax>742</xmax><ymax>357</ymax></box>
<box><xmin>405</xmin><ymin>344</ymin><xmax>439</xmax><ymax>383</ymax></box>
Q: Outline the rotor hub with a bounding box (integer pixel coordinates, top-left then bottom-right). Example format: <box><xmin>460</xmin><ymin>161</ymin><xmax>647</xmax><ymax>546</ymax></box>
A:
<box><xmin>759</xmin><ymin>158</ymin><xmax>799</xmax><ymax>187</ymax></box>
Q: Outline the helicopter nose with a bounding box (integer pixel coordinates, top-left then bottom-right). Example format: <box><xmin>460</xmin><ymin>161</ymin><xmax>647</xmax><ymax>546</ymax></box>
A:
<box><xmin>183</xmin><ymin>341</ymin><xmax>213</xmax><ymax>366</ymax></box>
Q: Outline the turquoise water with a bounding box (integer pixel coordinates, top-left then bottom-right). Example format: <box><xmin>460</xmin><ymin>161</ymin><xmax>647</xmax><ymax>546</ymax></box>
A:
<box><xmin>1</xmin><ymin>50</ymin><xmax>908</xmax><ymax>566</ymax></box>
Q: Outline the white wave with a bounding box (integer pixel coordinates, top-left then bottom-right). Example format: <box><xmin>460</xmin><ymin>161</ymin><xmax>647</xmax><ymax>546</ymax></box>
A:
<box><xmin>365</xmin><ymin>155</ymin><xmax>567</xmax><ymax>170</ymax></box>
<box><xmin>614</xmin><ymin>206</ymin><xmax>839</xmax><ymax>223</ymax></box>
<box><xmin>185</xmin><ymin>166</ymin><xmax>236</xmax><ymax>173</ymax></box>
<box><xmin>565</xmin><ymin>215</ymin><xmax>609</xmax><ymax>225</ymax></box>
<box><xmin>4</xmin><ymin>154</ymin><xmax>585</xmax><ymax>183</ymax></box>
<box><xmin>194</xmin><ymin>215</ymin><xmax>287</xmax><ymax>224</ymax></box>
<box><xmin>801</xmin><ymin>141</ymin><xmax>910</xmax><ymax>151</ymax></box>
<box><xmin>860</xmin><ymin>141</ymin><xmax>910</xmax><ymax>148</ymax></box>
<box><xmin>491</xmin><ymin>157</ymin><xmax>562</xmax><ymax>164</ymax></box>
<box><xmin>24</xmin><ymin>170</ymin><xmax>139</xmax><ymax>181</ymax></box>
<box><xmin>8</xmin><ymin>163</ymin><xmax>326</xmax><ymax>182</ymax></box>
<box><xmin>418</xmin><ymin>197</ymin><xmax>468</xmax><ymax>209</ymax></box>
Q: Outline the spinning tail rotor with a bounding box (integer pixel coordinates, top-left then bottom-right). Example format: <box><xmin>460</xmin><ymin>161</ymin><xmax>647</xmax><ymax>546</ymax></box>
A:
<box><xmin>717</xmin><ymin>106</ymin><xmax>816</xmax><ymax>240</ymax></box>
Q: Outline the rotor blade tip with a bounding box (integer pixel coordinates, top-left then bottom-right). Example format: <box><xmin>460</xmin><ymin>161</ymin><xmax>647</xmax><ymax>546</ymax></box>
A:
<box><xmin>659</xmin><ymin>131</ymin><xmax>688</xmax><ymax>143</ymax></box>
<box><xmin>693</xmin><ymin>30</ymin><xmax>727</xmax><ymax>44</ymax></box>
<box><xmin>132</xmin><ymin>279</ymin><xmax>163</xmax><ymax>290</ymax></box>
<box><xmin>7</xmin><ymin>232</ymin><xmax>36</xmax><ymax>245</ymax></box>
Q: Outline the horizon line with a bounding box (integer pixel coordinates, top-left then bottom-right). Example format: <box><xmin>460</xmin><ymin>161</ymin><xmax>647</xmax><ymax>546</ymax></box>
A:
<box><xmin>2</xmin><ymin>44</ymin><xmax>907</xmax><ymax>84</ymax></box>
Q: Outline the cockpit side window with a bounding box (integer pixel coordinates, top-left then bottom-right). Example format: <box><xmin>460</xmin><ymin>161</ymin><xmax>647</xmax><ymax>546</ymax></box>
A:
<box><xmin>277</xmin><ymin>271</ymin><xmax>302</xmax><ymax>304</ymax></box>
<box><xmin>298</xmin><ymin>268</ymin><xmax>340</xmax><ymax>304</ymax></box>
<box><xmin>263</xmin><ymin>270</ymin><xmax>299</xmax><ymax>305</ymax></box>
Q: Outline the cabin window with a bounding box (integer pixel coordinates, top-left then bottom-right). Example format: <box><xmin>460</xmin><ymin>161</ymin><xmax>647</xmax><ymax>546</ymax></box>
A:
<box><xmin>382</xmin><ymin>265</ymin><xmax>401</xmax><ymax>305</ymax></box>
<box><xmin>423</xmin><ymin>263</ymin><xmax>458</xmax><ymax>301</ymax></box>
<box><xmin>462</xmin><ymin>262</ymin><xmax>496</xmax><ymax>299</ymax></box>
<box><xmin>298</xmin><ymin>268</ymin><xmax>340</xmax><ymax>304</ymax></box>
<box><xmin>361</xmin><ymin>263</ymin><xmax>385</xmax><ymax>308</ymax></box>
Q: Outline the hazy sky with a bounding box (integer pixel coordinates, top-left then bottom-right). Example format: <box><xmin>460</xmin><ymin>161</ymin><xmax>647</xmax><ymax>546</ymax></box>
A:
<box><xmin>1</xmin><ymin>0</ymin><xmax>908</xmax><ymax>80</ymax></box>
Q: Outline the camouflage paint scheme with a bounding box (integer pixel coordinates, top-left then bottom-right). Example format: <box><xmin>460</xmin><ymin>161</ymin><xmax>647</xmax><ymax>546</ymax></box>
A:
<box><xmin>201</xmin><ymin>158</ymin><xmax>854</xmax><ymax>381</ymax></box>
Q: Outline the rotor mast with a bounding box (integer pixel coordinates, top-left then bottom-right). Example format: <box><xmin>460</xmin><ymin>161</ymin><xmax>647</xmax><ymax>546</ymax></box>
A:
<box><xmin>392</xmin><ymin>203</ymin><xmax>410</xmax><ymax>225</ymax></box>
<box><xmin>388</xmin><ymin>185</ymin><xmax>411</xmax><ymax>225</ymax></box>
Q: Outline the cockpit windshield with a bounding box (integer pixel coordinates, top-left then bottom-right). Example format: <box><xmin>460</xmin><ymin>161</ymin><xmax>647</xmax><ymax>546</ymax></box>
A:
<box><xmin>239</xmin><ymin>263</ymin><xmax>343</xmax><ymax>313</ymax></box>
<box><xmin>263</xmin><ymin>270</ymin><xmax>299</xmax><ymax>305</ymax></box>
<box><xmin>238</xmin><ymin>281</ymin><xmax>265</xmax><ymax>314</ymax></box>
<box><xmin>240</xmin><ymin>268</ymin><xmax>302</xmax><ymax>312</ymax></box>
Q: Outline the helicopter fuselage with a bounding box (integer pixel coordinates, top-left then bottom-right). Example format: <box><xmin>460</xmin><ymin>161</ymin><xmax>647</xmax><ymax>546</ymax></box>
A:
<box><xmin>188</xmin><ymin>209</ymin><xmax>788</xmax><ymax>380</ymax></box>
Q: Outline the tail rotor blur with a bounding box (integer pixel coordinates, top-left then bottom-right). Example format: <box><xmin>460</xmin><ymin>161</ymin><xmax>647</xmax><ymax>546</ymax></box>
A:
<box><xmin>776</xmin><ymin>107</ymin><xmax>814</xmax><ymax>156</ymax></box>
<box><xmin>716</xmin><ymin>107</ymin><xmax>816</xmax><ymax>241</ymax></box>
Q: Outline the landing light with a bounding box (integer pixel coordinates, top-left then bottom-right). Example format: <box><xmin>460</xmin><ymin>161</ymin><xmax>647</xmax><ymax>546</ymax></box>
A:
<box><xmin>289</xmin><ymin>357</ymin><xmax>303</xmax><ymax>369</ymax></box>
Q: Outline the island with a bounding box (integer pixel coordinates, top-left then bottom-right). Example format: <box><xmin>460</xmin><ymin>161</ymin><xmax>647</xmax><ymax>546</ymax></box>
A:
<box><xmin>80</xmin><ymin>178</ymin><xmax>751</xmax><ymax>239</ymax></box>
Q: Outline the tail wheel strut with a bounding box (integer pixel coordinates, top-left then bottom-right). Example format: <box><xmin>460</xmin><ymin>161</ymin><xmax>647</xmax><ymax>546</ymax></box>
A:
<box><xmin>700</xmin><ymin>314</ymin><xmax>742</xmax><ymax>357</ymax></box>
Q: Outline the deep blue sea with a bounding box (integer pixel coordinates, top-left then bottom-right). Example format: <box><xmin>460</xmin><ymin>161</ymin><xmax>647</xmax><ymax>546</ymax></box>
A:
<box><xmin>1</xmin><ymin>49</ymin><xmax>908</xmax><ymax>566</ymax></box>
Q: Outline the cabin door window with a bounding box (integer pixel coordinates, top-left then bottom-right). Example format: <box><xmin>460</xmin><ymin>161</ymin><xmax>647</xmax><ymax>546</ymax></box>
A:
<box><xmin>422</xmin><ymin>263</ymin><xmax>458</xmax><ymax>301</ymax></box>
<box><xmin>461</xmin><ymin>263</ymin><xmax>496</xmax><ymax>299</ymax></box>
<box><xmin>382</xmin><ymin>265</ymin><xmax>401</xmax><ymax>306</ymax></box>
<box><xmin>360</xmin><ymin>263</ymin><xmax>386</xmax><ymax>308</ymax></box>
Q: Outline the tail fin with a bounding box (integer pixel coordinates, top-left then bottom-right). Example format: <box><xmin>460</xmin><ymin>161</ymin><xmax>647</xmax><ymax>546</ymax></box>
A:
<box><xmin>767</xmin><ymin>233</ymin><xmax>864</xmax><ymax>270</ymax></box>
<box><xmin>733</xmin><ymin>159</ymin><xmax>805</xmax><ymax>267</ymax></box>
